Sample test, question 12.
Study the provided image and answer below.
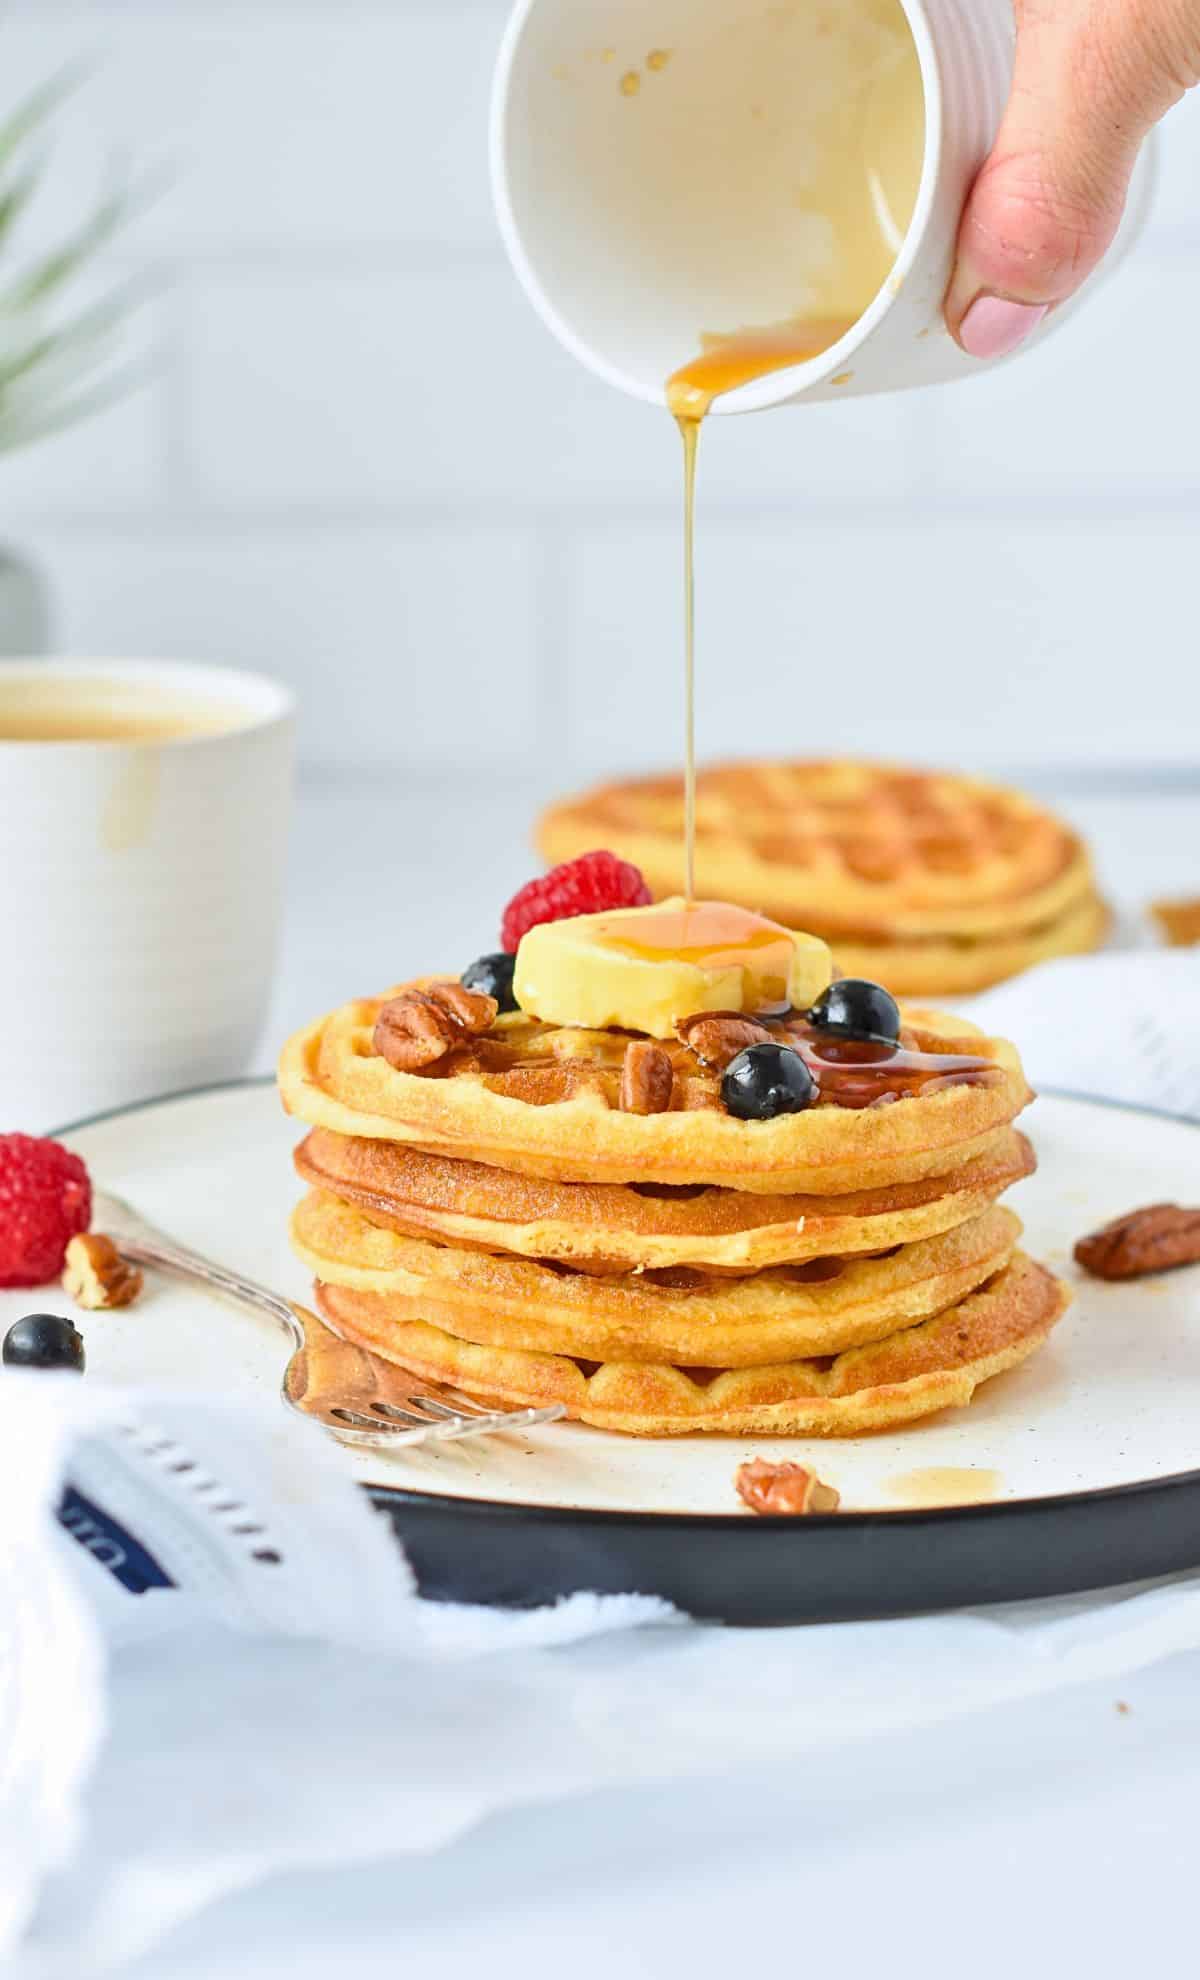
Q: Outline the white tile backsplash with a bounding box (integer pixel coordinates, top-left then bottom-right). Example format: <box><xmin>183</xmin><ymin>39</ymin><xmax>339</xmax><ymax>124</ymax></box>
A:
<box><xmin>928</xmin><ymin>264</ymin><xmax>1200</xmax><ymax>503</ymax></box>
<box><xmin>0</xmin><ymin>287</ymin><xmax>169</xmax><ymax>515</ymax></box>
<box><xmin>1</xmin><ymin>0</ymin><xmax>1198</xmax><ymax>780</ymax></box>
<box><xmin>179</xmin><ymin>264</ymin><xmax>929</xmax><ymax>514</ymax></box>
<box><xmin>564</xmin><ymin>517</ymin><xmax>1200</xmax><ymax>774</ymax></box>
<box><xmin>19</xmin><ymin>522</ymin><xmax>543</xmax><ymax>768</ymax></box>
<box><xmin>0</xmin><ymin>12</ymin><xmax>502</xmax><ymax>254</ymax></box>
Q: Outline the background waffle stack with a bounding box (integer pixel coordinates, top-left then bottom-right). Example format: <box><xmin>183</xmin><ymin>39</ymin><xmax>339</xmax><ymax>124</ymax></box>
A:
<box><xmin>536</xmin><ymin>762</ymin><xmax>1108</xmax><ymax>998</ymax></box>
<box><xmin>279</xmin><ymin>984</ymin><xmax>1070</xmax><ymax>1437</ymax></box>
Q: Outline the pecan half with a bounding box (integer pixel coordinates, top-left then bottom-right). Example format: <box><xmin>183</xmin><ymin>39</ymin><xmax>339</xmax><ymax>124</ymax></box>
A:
<box><xmin>1074</xmin><ymin>1203</ymin><xmax>1200</xmax><ymax>1281</ymax></box>
<box><xmin>373</xmin><ymin>981</ymin><xmax>497</xmax><ymax>1072</ymax></box>
<box><xmin>620</xmin><ymin>1040</ymin><xmax>674</xmax><ymax>1114</ymax></box>
<box><xmin>63</xmin><ymin>1233</ymin><xmax>144</xmax><ymax>1310</ymax></box>
<box><xmin>1150</xmin><ymin>897</ymin><xmax>1200</xmax><ymax>948</ymax></box>
<box><xmin>676</xmin><ymin>1011</ymin><xmax>774</xmax><ymax>1071</ymax></box>
<box><xmin>735</xmin><ymin>1458</ymin><xmax>840</xmax><ymax>1516</ymax></box>
<box><xmin>424</xmin><ymin>980</ymin><xmax>498</xmax><ymax>1032</ymax></box>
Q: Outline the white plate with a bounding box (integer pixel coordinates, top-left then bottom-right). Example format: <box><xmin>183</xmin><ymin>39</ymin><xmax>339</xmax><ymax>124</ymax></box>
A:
<box><xmin>5</xmin><ymin>1081</ymin><xmax>1198</xmax><ymax>1519</ymax></box>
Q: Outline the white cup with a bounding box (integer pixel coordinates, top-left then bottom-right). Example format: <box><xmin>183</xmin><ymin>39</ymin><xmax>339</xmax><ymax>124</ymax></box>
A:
<box><xmin>492</xmin><ymin>0</ymin><xmax>1153</xmax><ymax>412</ymax></box>
<box><xmin>0</xmin><ymin>659</ymin><xmax>294</xmax><ymax>1130</ymax></box>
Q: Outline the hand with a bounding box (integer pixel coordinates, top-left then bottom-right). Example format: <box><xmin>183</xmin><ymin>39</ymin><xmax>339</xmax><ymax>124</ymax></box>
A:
<box><xmin>945</xmin><ymin>0</ymin><xmax>1200</xmax><ymax>356</ymax></box>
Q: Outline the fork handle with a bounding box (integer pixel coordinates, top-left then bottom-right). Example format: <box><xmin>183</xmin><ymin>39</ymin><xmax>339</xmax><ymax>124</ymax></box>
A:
<box><xmin>114</xmin><ymin>1234</ymin><xmax>307</xmax><ymax>1352</ymax></box>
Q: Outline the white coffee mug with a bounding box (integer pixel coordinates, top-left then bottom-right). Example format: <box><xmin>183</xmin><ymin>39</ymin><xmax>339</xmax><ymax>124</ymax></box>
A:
<box><xmin>492</xmin><ymin>0</ymin><xmax>1154</xmax><ymax>413</ymax></box>
<box><xmin>0</xmin><ymin>659</ymin><xmax>294</xmax><ymax>1130</ymax></box>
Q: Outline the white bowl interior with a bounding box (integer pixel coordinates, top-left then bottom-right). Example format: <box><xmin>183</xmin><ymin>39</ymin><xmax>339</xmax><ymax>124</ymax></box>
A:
<box><xmin>494</xmin><ymin>0</ymin><xmax>927</xmax><ymax>409</ymax></box>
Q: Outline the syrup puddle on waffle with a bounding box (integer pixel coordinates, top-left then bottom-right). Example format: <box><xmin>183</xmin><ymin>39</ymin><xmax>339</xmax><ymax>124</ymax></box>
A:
<box><xmin>657</xmin><ymin>0</ymin><xmax>924</xmax><ymax>905</ymax></box>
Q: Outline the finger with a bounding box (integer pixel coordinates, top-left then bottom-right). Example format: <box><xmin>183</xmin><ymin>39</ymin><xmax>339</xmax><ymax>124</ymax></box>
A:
<box><xmin>946</xmin><ymin>0</ymin><xmax>1183</xmax><ymax>356</ymax></box>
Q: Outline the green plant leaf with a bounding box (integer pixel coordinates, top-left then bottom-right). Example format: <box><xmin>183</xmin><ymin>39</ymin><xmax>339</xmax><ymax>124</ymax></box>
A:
<box><xmin>2</xmin><ymin>190</ymin><xmax>125</xmax><ymax>311</ymax></box>
<box><xmin>0</xmin><ymin>354</ymin><xmax>153</xmax><ymax>457</ymax></box>
<box><xmin>0</xmin><ymin>276</ymin><xmax>145</xmax><ymax>392</ymax></box>
<box><xmin>0</xmin><ymin>162</ymin><xmax>43</xmax><ymax>252</ymax></box>
<box><xmin>0</xmin><ymin>61</ymin><xmax>89</xmax><ymax>180</ymax></box>
<box><xmin>0</xmin><ymin>57</ymin><xmax>159</xmax><ymax>450</ymax></box>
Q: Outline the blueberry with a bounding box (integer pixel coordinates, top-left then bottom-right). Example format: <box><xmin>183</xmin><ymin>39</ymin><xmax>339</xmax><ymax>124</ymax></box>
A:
<box><xmin>461</xmin><ymin>952</ymin><xmax>518</xmax><ymax>1013</ymax></box>
<box><xmin>808</xmin><ymin>978</ymin><xmax>901</xmax><ymax>1046</ymax></box>
<box><xmin>722</xmin><ymin>1043</ymin><xmax>816</xmax><ymax>1120</ymax></box>
<box><xmin>3</xmin><ymin>1313</ymin><xmax>85</xmax><ymax>1372</ymax></box>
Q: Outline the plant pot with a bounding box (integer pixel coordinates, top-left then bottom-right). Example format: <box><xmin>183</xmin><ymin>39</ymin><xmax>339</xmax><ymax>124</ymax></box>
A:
<box><xmin>0</xmin><ymin>543</ymin><xmax>50</xmax><ymax>656</ymax></box>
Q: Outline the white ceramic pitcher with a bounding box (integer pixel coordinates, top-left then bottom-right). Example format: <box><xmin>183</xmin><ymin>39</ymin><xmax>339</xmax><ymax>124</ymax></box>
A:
<box><xmin>491</xmin><ymin>0</ymin><xmax>1154</xmax><ymax>414</ymax></box>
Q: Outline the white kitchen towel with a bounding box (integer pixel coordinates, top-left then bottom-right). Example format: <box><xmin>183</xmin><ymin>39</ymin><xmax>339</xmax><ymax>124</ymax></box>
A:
<box><xmin>2</xmin><ymin>944</ymin><xmax>1198</xmax><ymax>1974</ymax></box>
<box><xmin>969</xmin><ymin>948</ymin><xmax>1200</xmax><ymax>1120</ymax></box>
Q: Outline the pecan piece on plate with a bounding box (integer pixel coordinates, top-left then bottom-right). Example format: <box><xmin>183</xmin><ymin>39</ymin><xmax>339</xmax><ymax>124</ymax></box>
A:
<box><xmin>63</xmin><ymin>1232</ymin><xmax>144</xmax><ymax>1310</ymax></box>
<box><xmin>619</xmin><ymin>1039</ymin><xmax>674</xmax><ymax>1114</ymax></box>
<box><xmin>676</xmin><ymin>1011</ymin><xmax>774</xmax><ymax>1071</ymax></box>
<box><xmin>373</xmin><ymin>981</ymin><xmax>497</xmax><ymax>1072</ymax></box>
<box><xmin>1074</xmin><ymin>1203</ymin><xmax>1200</xmax><ymax>1281</ymax></box>
<box><xmin>735</xmin><ymin>1457</ymin><xmax>840</xmax><ymax>1516</ymax></box>
<box><xmin>1149</xmin><ymin>897</ymin><xmax>1200</xmax><ymax>948</ymax></box>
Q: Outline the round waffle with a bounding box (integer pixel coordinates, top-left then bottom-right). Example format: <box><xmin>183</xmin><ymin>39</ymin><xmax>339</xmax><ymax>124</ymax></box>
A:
<box><xmin>292</xmin><ymin>1194</ymin><xmax>1022</xmax><ymax>1366</ymax></box>
<box><xmin>295</xmin><ymin>1125</ymin><xmax>1036</xmax><ymax>1274</ymax></box>
<box><xmin>818</xmin><ymin>892</ymin><xmax>1109</xmax><ymax>999</ymax></box>
<box><xmin>279</xmin><ymin>993</ymin><xmax>1032</xmax><ymax>1194</ymax></box>
<box><xmin>315</xmin><ymin>1253</ymin><xmax>1069</xmax><ymax>1437</ymax></box>
<box><xmin>536</xmin><ymin>761</ymin><xmax>1107</xmax><ymax>994</ymax></box>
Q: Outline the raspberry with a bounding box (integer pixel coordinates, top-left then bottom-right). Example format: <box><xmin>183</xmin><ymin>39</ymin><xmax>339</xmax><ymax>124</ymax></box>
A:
<box><xmin>0</xmin><ymin>1134</ymin><xmax>92</xmax><ymax>1288</ymax></box>
<box><xmin>501</xmin><ymin>850</ymin><xmax>652</xmax><ymax>952</ymax></box>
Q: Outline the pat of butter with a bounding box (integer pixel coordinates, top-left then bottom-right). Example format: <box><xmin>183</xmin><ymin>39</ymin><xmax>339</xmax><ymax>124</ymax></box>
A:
<box><xmin>514</xmin><ymin>898</ymin><xmax>833</xmax><ymax>1039</ymax></box>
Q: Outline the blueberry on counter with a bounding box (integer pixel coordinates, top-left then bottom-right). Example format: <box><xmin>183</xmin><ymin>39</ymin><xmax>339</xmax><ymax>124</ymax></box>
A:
<box><xmin>3</xmin><ymin>1312</ymin><xmax>86</xmax><ymax>1372</ymax></box>
<box><xmin>722</xmin><ymin>1042</ymin><xmax>817</xmax><ymax>1120</ymax></box>
<box><xmin>808</xmin><ymin>978</ymin><xmax>902</xmax><ymax>1046</ymax></box>
<box><xmin>461</xmin><ymin>952</ymin><xmax>518</xmax><ymax>1013</ymax></box>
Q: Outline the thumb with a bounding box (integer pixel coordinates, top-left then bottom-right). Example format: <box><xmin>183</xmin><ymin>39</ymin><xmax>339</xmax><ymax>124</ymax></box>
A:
<box><xmin>945</xmin><ymin>0</ymin><xmax>1181</xmax><ymax>358</ymax></box>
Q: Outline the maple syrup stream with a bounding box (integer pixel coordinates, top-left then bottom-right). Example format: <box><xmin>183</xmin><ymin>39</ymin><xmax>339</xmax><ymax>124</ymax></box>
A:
<box><xmin>666</xmin><ymin>321</ymin><xmax>854</xmax><ymax>906</ymax></box>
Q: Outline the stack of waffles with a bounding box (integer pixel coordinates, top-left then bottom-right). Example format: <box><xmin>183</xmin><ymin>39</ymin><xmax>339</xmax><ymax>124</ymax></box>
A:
<box><xmin>279</xmin><ymin>943</ymin><xmax>1070</xmax><ymax>1438</ymax></box>
<box><xmin>537</xmin><ymin>760</ymin><xmax>1108</xmax><ymax>997</ymax></box>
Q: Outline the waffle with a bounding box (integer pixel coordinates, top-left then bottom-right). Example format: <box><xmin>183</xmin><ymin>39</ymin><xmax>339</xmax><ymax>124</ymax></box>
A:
<box><xmin>280</xmin><ymin>953</ymin><xmax>1067</xmax><ymax>1438</ymax></box>
<box><xmin>315</xmin><ymin>1253</ymin><xmax>1068</xmax><ymax>1437</ymax></box>
<box><xmin>829</xmin><ymin>892</ymin><xmax>1108</xmax><ymax>998</ymax></box>
<box><xmin>294</xmin><ymin>1124</ymin><xmax>1036</xmax><ymax>1274</ymax></box>
<box><xmin>279</xmin><ymin>990</ymin><xmax>1032</xmax><ymax>1194</ymax></box>
<box><xmin>536</xmin><ymin>761</ymin><xmax>1107</xmax><ymax>995</ymax></box>
<box><xmin>292</xmin><ymin>1193</ymin><xmax>1022</xmax><ymax>1366</ymax></box>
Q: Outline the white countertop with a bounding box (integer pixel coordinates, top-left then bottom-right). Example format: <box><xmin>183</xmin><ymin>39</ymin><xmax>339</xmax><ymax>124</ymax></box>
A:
<box><xmin>56</xmin><ymin>779</ymin><xmax>1200</xmax><ymax>1980</ymax></box>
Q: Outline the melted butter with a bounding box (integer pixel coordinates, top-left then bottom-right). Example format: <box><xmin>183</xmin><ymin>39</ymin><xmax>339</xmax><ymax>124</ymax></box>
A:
<box><xmin>885</xmin><ymin>1467</ymin><xmax>1004</xmax><ymax>1508</ymax></box>
<box><xmin>589</xmin><ymin>901</ymin><xmax>794</xmax><ymax>994</ymax></box>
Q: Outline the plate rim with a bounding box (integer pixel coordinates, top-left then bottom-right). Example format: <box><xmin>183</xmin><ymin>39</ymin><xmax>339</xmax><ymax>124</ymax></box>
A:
<box><xmin>49</xmin><ymin>1072</ymin><xmax>1200</xmax><ymax>1530</ymax></box>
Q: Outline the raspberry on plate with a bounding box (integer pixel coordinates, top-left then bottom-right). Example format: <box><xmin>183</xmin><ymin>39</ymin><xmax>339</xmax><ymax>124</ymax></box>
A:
<box><xmin>501</xmin><ymin>850</ymin><xmax>651</xmax><ymax>953</ymax></box>
<box><xmin>0</xmin><ymin>1134</ymin><xmax>92</xmax><ymax>1288</ymax></box>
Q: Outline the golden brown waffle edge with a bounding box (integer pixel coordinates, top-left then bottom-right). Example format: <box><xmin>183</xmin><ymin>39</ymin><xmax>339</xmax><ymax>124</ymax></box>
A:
<box><xmin>293</xmin><ymin>1123</ymin><xmax>1036</xmax><ymax>1273</ymax></box>
<box><xmin>291</xmin><ymin>1192</ymin><xmax>1023</xmax><ymax>1366</ymax></box>
<box><xmin>535</xmin><ymin>760</ymin><xmax>1107</xmax><ymax>995</ymax></box>
<box><xmin>278</xmin><ymin>992</ymin><xmax>1033</xmax><ymax>1194</ymax></box>
<box><xmin>315</xmin><ymin>1254</ymin><xmax>1070</xmax><ymax>1437</ymax></box>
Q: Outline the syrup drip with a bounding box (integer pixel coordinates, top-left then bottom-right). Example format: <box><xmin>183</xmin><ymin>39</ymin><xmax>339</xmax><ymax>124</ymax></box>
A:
<box><xmin>785</xmin><ymin>1022</ymin><xmax>997</xmax><ymax>1109</ymax></box>
<box><xmin>667</xmin><ymin>320</ymin><xmax>854</xmax><ymax>905</ymax></box>
<box><xmin>666</xmin><ymin>320</ymin><xmax>858</xmax><ymax>426</ymax></box>
<box><xmin>782</xmin><ymin>1257</ymin><xmax>845</xmax><ymax>1284</ymax></box>
<box><xmin>886</xmin><ymin>1467</ymin><xmax>1003</xmax><ymax>1508</ymax></box>
<box><xmin>591</xmin><ymin>901</ymin><xmax>794</xmax><ymax>1001</ymax></box>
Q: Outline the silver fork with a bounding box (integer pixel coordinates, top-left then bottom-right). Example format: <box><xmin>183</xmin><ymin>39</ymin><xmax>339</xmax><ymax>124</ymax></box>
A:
<box><xmin>91</xmin><ymin>1189</ymin><xmax>565</xmax><ymax>1451</ymax></box>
